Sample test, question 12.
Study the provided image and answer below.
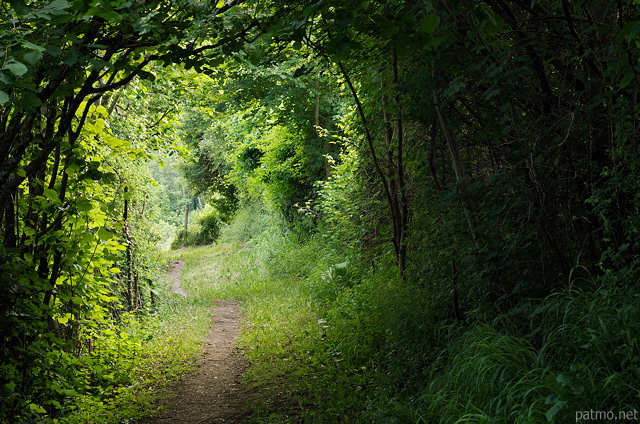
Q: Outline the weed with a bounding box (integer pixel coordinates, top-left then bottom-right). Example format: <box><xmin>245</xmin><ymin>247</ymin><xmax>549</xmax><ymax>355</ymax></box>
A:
<box><xmin>414</xmin><ymin>284</ymin><xmax>640</xmax><ymax>423</ymax></box>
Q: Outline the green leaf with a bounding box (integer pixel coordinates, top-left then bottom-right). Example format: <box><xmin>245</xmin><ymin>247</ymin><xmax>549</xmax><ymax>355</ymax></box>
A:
<box><xmin>620</xmin><ymin>72</ymin><xmax>634</xmax><ymax>89</ymax></box>
<box><xmin>51</xmin><ymin>12</ymin><xmax>73</xmax><ymax>24</ymax></box>
<box><xmin>28</xmin><ymin>403</ymin><xmax>47</xmax><ymax>414</ymax></box>
<box><xmin>546</xmin><ymin>400</ymin><xmax>567</xmax><ymax>422</ymax></box>
<box><xmin>336</xmin><ymin>39</ymin><xmax>350</xmax><ymax>57</ymax></box>
<box><xmin>45</xmin><ymin>44</ymin><xmax>63</xmax><ymax>56</ymax></box>
<box><xmin>97</xmin><ymin>228</ymin><xmax>113</xmax><ymax>241</ymax></box>
<box><xmin>95</xmin><ymin>104</ymin><xmax>109</xmax><ymax>118</ymax></box>
<box><xmin>89</xmin><ymin>58</ymin><xmax>114</xmax><ymax>70</ymax></box>
<box><xmin>556</xmin><ymin>372</ymin><xmax>573</xmax><ymax>384</ymax></box>
<box><xmin>9</xmin><ymin>0</ymin><xmax>30</xmax><ymax>15</ymax></box>
<box><xmin>76</xmin><ymin>197</ymin><xmax>93</xmax><ymax>212</ymax></box>
<box><xmin>90</xmin><ymin>7</ymin><xmax>122</xmax><ymax>22</ymax></box>
<box><xmin>22</xmin><ymin>91</ymin><xmax>42</xmax><ymax>108</ymax></box>
<box><xmin>0</xmin><ymin>90</ymin><xmax>9</xmax><ymax>105</ymax></box>
<box><xmin>23</xmin><ymin>50</ymin><xmax>43</xmax><ymax>65</ymax></box>
<box><xmin>5</xmin><ymin>60</ymin><xmax>29</xmax><ymax>76</ymax></box>
<box><xmin>208</xmin><ymin>56</ymin><xmax>225</xmax><ymax>67</ymax></box>
<box><xmin>5</xmin><ymin>381</ymin><xmax>17</xmax><ymax>393</ymax></box>
<box><xmin>421</xmin><ymin>14</ymin><xmax>441</xmax><ymax>34</ymax></box>
<box><xmin>0</xmin><ymin>72</ymin><xmax>15</xmax><ymax>85</ymax></box>
<box><xmin>23</xmin><ymin>41</ymin><xmax>47</xmax><ymax>52</ymax></box>
<box><xmin>372</xmin><ymin>14</ymin><xmax>399</xmax><ymax>38</ymax></box>
<box><xmin>43</xmin><ymin>0</ymin><xmax>70</xmax><ymax>15</ymax></box>
<box><xmin>62</xmin><ymin>48</ymin><xmax>81</xmax><ymax>65</ymax></box>
<box><xmin>43</xmin><ymin>188</ymin><xmax>59</xmax><ymax>201</ymax></box>
<box><xmin>79</xmin><ymin>169</ymin><xmax>104</xmax><ymax>181</ymax></box>
<box><xmin>619</xmin><ymin>21</ymin><xmax>640</xmax><ymax>42</ymax></box>
<box><xmin>381</xmin><ymin>24</ymin><xmax>399</xmax><ymax>38</ymax></box>
<box><xmin>137</xmin><ymin>69</ymin><xmax>156</xmax><ymax>81</ymax></box>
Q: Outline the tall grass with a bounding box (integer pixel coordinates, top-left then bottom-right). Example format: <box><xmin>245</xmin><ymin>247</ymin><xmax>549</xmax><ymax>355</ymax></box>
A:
<box><xmin>59</xmin><ymin>254</ymin><xmax>216</xmax><ymax>423</ymax></box>
<box><xmin>221</xmin><ymin>207</ymin><xmax>640</xmax><ymax>423</ymax></box>
<box><xmin>194</xmin><ymin>205</ymin><xmax>445</xmax><ymax>422</ymax></box>
<box><xmin>207</xmin><ymin>207</ymin><xmax>333</xmax><ymax>421</ymax></box>
<box><xmin>72</xmin><ymin>203</ymin><xmax>639</xmax><ymax>424</ymax></box>
<box><xmin>409</xmin><ymin>283</ymin><xmax>640</xmax><ymax>423</ymax></box>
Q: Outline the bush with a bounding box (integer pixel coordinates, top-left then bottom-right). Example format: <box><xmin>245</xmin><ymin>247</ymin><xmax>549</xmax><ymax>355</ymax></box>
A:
<box><xmin>198</xmin><ymin>212</ymin><xmax>222</xmax><ymax>243</ymax></box>
<box><xmin>171</xmin><ymin>212</ymin><xmax>221</xmax><ymax>249</ymax></box>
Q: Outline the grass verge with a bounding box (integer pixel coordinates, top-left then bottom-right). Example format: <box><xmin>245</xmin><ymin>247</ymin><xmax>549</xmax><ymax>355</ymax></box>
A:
<box><xmin>59</xmin><ymin>256</ymin><xmax>214</xmax><ymax>423</ymax></box>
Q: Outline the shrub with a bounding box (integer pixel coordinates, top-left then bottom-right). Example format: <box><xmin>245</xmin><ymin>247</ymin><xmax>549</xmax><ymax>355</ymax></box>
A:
<box><xmin>198</xmin><ymin>212</ymin><xmax>221</xmax><ymax>243</ymax></box>
<box><xmin>171</xmin><ymin>212</ymin><xmax>221</xmax><ymax>249</ymax></box>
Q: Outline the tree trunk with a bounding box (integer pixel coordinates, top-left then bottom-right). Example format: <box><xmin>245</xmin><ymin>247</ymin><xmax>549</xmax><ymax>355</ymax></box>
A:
<box><xmin>124</xmin><ymin>187</ymin><xmax>133</xmax><ymax>309</ymax></box>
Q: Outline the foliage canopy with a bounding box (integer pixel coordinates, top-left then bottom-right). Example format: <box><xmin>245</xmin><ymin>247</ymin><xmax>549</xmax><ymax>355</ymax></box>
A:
<box><xmin>2</xmin><ymin>0</ymin><xmax>640</xmax><ymax>421</ymax></box>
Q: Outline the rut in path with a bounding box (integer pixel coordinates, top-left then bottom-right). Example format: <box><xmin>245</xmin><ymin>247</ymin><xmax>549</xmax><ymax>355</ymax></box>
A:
<box><xmin>145</xmin><ymin>260</ymin><xmax>249</xmax><ymax>424</ymax></box>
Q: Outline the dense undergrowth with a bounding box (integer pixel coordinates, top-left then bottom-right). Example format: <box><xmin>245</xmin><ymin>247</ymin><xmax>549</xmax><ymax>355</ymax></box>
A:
<box><xmin>2</xmin><ymin>267</ymin><xmax>215</xmax><ymax>424</ymax></box>
<box><xmin>7</xmin><ymin>202</ymin><xmax>636</xmax><ymax>422</ymax></box>
<box><xmin>166</xmin><ymin>205</ymin><xmax>640</xmax><ymax>423</ymax></box>
<box><xmin>58</xmin><ymin>294</ymin><xmax>212</xmax><ymax>424</ymax></box>
<box><xmin>3</xmin><ymin>1</ymin><xmax>640</xmax><ymax>422</ymax></box>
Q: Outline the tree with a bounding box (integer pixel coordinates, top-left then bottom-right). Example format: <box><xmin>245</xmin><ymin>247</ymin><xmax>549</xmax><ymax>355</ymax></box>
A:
<box><xmin>0</xmin><ymin>0</ymin><xmax>262</xmax><ymax>419</ymax></box>
<box><xmin>177</xmin><ymin>48</ymin><xmax>347</xmax><ymax>231</ymax></box>
<box><xmin>265</xmin><ymin>0</ymin><xmax>443</xmax><ymax>276</ymax></box>
<box><xmin>259</xmin><ymin>0</ymin><xmax>640</xmax><ymax>312</ymax></box>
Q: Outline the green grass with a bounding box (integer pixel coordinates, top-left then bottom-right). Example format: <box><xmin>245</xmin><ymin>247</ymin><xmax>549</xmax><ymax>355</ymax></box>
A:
<box><xmin>63</xmin><ymin>205</ymin><xmax>640</xmax><ymax>424</ymax></box>
<box><xmin>174</xmin><ymin>206</ymin><xmax>438</xmax><ymax>423</ymax></box>
<box><xmin>203</xmin><ymin>207</ymin><xmax>640</xmax><ymax>424</ymax></box>
<box><xmin>58</xmin><ymin>204</ymin><xmax>329</xmax><ymax>423</ymax></box>
<box><xmin>175</xmin><ymin>213</ymin><xmax>330</xmax><ymax>421</ymax></box>
<box><xmin>408</xmin><ymin>284</ymin><xmax>640</xmax><ymax>424</ymax></box>
<box><xmin>153</xmin><ymin>206</ymin><xmax>377</xmax><ymax>422</ymax></box>
<box><xmin>58</xmin><ymin>254</ymin><xmax>215</xmax><ymax>423</ymax></box>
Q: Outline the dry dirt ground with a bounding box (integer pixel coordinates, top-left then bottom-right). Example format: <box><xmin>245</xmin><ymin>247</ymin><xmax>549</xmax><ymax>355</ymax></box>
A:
<box><xmin>142</xmin><ymin>260</ymin><xmax>250</xmax><ymax>424</ymax></box>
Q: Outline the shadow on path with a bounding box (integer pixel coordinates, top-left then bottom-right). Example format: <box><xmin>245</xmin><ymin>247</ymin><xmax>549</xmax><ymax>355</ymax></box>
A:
<box><xmin>142</xmin><ymin>259</ymin><xmax>248</xmax><ymax>423</ymax></box>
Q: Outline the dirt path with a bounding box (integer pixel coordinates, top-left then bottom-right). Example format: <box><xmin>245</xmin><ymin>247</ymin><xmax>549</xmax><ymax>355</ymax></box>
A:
<box><xmin>167</xmin><ymin>259</ymin><xmax>187</xmax><ymax>296</ymax></box>
<box><xmin>143</xmin><ymin>261</ymin><xmax>249</xmax><ymax>423</ymax></box>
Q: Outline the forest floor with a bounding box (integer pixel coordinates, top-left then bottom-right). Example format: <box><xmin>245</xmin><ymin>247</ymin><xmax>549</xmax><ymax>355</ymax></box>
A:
<box><xmin>141</xmin><ymin>260</ymin><xmax>250</xmax><ymax>424</ymax></box>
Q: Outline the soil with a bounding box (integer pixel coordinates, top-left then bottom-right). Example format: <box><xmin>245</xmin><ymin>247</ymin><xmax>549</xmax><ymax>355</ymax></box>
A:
<box><xmin>142</xmin><ymin>260</ymin><xmax>249</xmax><ymax>423</ymax></box>
<box><xmin>167</xmin><ymin>259</ymin><xmax>187</xmax><ymax>297</ymax></box>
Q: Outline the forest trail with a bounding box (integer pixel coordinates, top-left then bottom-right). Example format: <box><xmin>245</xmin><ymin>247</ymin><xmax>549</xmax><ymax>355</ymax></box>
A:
<box><xmin>167</xmin><ymin>259</ymin><xmax>188</xmax><ymax>296</ymax></box>
<box><xmin>143</xmin><ymin>262</ymin><xmax>249</xmax><ymax>423</ymax></box>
